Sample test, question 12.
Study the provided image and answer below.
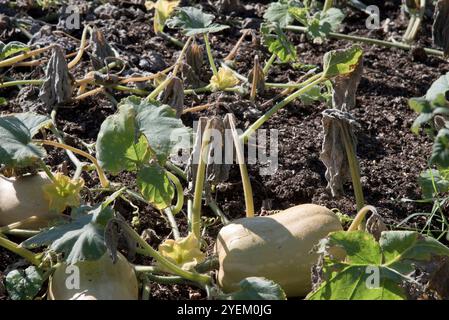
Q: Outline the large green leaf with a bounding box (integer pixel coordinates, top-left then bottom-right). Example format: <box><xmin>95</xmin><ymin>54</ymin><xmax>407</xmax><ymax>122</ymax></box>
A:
<box><xmin>322</xmin><ymin>45</ymin><xmax>363</xmax><ymax>79</ymax></box>
<box><xmin>261</xmin><ymin>23</ymin><xmax>297</xmax><ymax>63</ymax></box>
<box><xmin>97</xmin><ymin>96</ymin><xmax>190</xmax><ymax>169</ymax></box>
<box><xmin>167</xmin><ymin>6</ymin><xmax>229</xmax><ymax>36</ymax></box>
<box><xmin>0</xmin><ymin>41</ymin><xmax>30</xmax><ymax>60</ymax></box>
<box><xmin>22</xmin><ymin>205</ymin><xmax>113</xmax><ymax>265</ymax></box>
<box><xmin>126</xmin><ymin>96</ymin><xmax>191</xmax><ymax>164</ymax></box>
<box><xmin>96</xmin><ymin>104</ymin><xmax>150</xmax><ymax>174</ymax></box>
<box><xmin>0</xmin><ymin>113</ymin><xmax>52</xmax><ymax>168</ymax></box>
<box><xmin>5</xmin><ymin>266</ymin><xmax>45</xmax><ymax>300</ymax></box>
<box><xmin>222</xmin><ymin>277</ymin><xmax>287</xmax><ymax>300</ymax></box>
<box><xmin>307</xmin><ymin>231</ymin><xmax>449</xmax><ymax>300</ymax></box>
<box><xmin>137</xmin><ymin>163</ymin><xmax>174</xmax><ymax>210</ymax></box>
<box><xmin>264</xmin><ymin>0</ymin><xmax>301</xmax><ymax>27</ymax></box>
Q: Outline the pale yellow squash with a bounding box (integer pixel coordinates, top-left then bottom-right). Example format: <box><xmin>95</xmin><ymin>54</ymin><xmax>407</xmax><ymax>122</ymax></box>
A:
<box><xmin>0</xmin><ymin>172</ymin><xmax>57</xmax><ymax>228</ymax></box>
<box><xmin>48</xmin><ymin>253</ymin><xmax>139</xmax><ymax>300</ymax></box>
<box><xmin>216</xmin><ymin>204</ymin><xmax>342</xmax><ymax>297</ymax></box>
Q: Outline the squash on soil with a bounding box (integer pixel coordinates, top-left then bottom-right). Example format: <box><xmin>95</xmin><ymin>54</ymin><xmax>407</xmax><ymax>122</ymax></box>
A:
<box><xmin>216</xmin><ymin>204</ymin><xmax>342</xmax><ymax>297</ymax></box>
<box><xmin>48</xmin><ymin>253</ymin><xmax>139</xmax><ymax>300</ymax></box>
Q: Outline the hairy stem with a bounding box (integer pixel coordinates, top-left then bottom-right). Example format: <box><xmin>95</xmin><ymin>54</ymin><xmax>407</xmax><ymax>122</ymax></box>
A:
<box><xmin>263</xmin><ymin>53</ymin><xmax>277</xmax><ymax>75</ymax></box>
<box><xmin>203</xmin><ymin>33</ymin><xmax>218</xmax><ymax>77</ymax></box>
<box><xmin>0</xmin><ymin>236</ymin><xmax>40</xmax><ymax>266</ymax></box>
<box><xmin>0</xmin><ymin>45</ymin><xmax>54</xmax><ymax>68</ymax></box>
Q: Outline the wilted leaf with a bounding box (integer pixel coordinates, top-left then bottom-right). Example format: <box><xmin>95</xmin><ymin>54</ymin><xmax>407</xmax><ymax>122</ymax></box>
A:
<box><xmin>5</xmin><ymin>266</ymin><xmax>45</xmax><ymax>300</ymax></box>
<box><xmin>261</xmin><ymin>23</ymin><xmax>297</xmax><ymax>63</ymax></box>
<box><xmin>248</xmin><ymin>55</ymin><xmax>265</xmax><ymax>96</ymax></box>
<box><xmin>0</xmin><ymin>41</ymin><xmax>29</xmax><ymax>60</ymax></box>
<box><xmin>433</xmin><ymin>0</ymin><xmax>449</xmax><ymax>56</ymax></box>
<box><xmin>42</xmin><ymin>173</ymin><xmax>84</xmax><ymax>213</ymax></box>
<box><xmin>161</xmin><ymin>77</ymin><xmax>184</xmax><ymax>117</ymax></box>
<box><xmin>323</xmin><ymin>45</ymin><xmax>364</xmax><ymax>79</ymax></box>
<box><xmin>210</xmin><ymin>67</ymin><xmax>239</xmax><ymax>91</ymax></box>
<box><xmin>22</xmin><ymin>205</ymin><xmax>113</xmax><ymax>265</ymax></box>
<box><xmin>0</xmin><ymin>112</ymin><xmax>51</xmax><ymax>169</ymax></box>
<box><xmin>158</xmin><ymin>233</ymin><xmax>205</xmax><ymax>271</ymax></box>
<box><xmin>332</xmin><ymin>53</ymin><xmax>363</xmax><ymax>110</ymax></box>
<box><xmin>90</xmin><ymin>28</ymin><xmax>117</xmax><ymax>70</ymax></box>
<box><xmin>39</xmin><ymin>45</ymin><xmax>73</xmax><ymax>107</ymax></box>
<box><xmin>137</xmin><ymin>163</ymin><xmax>175</xmax><ymax>210</ymax></box>
<box><xmin>183</xmin><ymin>40</ymin><xmax>204</xmax><ymax>88</ymax></box>
<box><xmin>307</xmin><ymin>230</ymin><xmax>449</xmax><ymax>300</ymax></box>
<box><xmin>221</xmin><ymin>277</ymin><xmax>287</xmax><ymax>300</ymax></box>
<box><xmin>320</xmin><ymin>109</ymin><xmax>359</xmax><ymax>198</ymax></box>
<box><xmin>146</xmin><ymin>0</ymin><xmax>180</xmax><ymax>33</ymax></box>
<box><xmin>167</xmin><ymin>6</ymin><xmax>229</xmax><ymax>36</ymax></box>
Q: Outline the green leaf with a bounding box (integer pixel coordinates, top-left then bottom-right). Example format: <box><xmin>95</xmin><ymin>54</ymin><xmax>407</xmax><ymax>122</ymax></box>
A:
<box><xmin>167</xmin><ymin>6</ymin><xmax>229</xmax><ymax>36</ymax></box>
<box><xmin>261</xmin><ymin>23</ymin><xmax>297</xmax><ymax>63</ymax></box>
<box><xmin>418</xmin><ymin>169</ymin><xmax>449</xmax><ymax>198</ymax></box>
<box><xmin>125</xmin><ymin>96</ymin><xmax>191</xmax><ymax>164</ymax></box>
<box><xmin>5</xmin><ymin>266</ymin><xmax>45</xmax><ymax>300</ymax></box>
<box><xmin>431</xmin><ymin>128</ymin><xmax>449</xmax><ymax>168</ymax></box>
<box><xmin>97</xmin><ymin>96</ymin><xmax>190</xmax><ymax>170</ymax></box>
<box><xmin>322</xmin><ymin>45</ymin><xmax>363</xmax><ymax>79</ymax></box>
<box><xmin>22</xmin><ymin>205</ymin><xmax>113</xmax><ymax>265</ymax></box>
<box><xmin>137</xmin><ymin>163</ymin><xmax>174</xmax><ymax>210</ymax></box>
<box><xmin>0</xmin><ymin>97</ymin><xmax>7</xmax><ymax>106</ymax></box>
<box><xmin>0</xmin><ymin>112</ymin><xmax>52</xmax><ymax>169</ymax></box>
<box><xmin>308</xmin><ymin>230</ymin><xmax>449</xmax><ymax>300</ymax></box>
<box><xmin>223</xmin><ymin>277</ymin><xmax>287</xmax><ymax>300</ymax></box>
<box><xmin>0</xmin><ymin>41</ymin><xmax>30</xmax><ymax>60</ymax></box>
<box><xmin>320</xmin><ymin>8</ymin><xmax>345</xmax><ymax>32</ymax></box>
<box><xmin>264</xmin><ymin>0</ymin><xmax>300</xmax><ymax>27</ymax></box>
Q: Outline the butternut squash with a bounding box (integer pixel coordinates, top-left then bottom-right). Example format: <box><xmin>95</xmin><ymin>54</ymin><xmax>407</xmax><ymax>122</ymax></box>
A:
<box><xmin>216</xmin><ymin>204</ymin><xmax>342</xmax><ymax>297</ymax></box>
<box><xmin>48</xmin><ymin>253</ymin><xmax>139</xmax><ymax>300</ymax></box>
<box><xmin>0</xmin><ymin>172</ymin><xmax>57</xmax><ymax>228</ymax></box>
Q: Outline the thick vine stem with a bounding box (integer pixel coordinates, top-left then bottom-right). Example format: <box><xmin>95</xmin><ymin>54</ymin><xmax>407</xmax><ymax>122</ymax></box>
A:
<box><xmin>116</xmin><ymin>220</ymin><xmax>212</xmax><ymax>285</ymax></box>
<box><xmin>33</xmin><ymin>139</ymin><xmax>110</xmax><ymax>188</ymax></box>
<box><xmin>191</xmin><ymin>120</ymin><xmax>213</xmax><ymax>240</ymax></box>
<box><xmin>285</xmin><ymin>25</ymin><xmax>445</xmax><ymax>57</ymax></box>
<box><xmin>347</xmin><ymin>205</ymin><xmax>378</xmax><ymax>232</ymax></box>
<box><xmin>240</xmin><ymin>74</ymin><xmax>324</xmax><ymax>143</ymax></box>
<box><xmin>227</xmin><ymin>114</ymin><xmax>255</xmax><ymax>218</ymax></box>
<box><xmin>0</xmin><ymin>80</ymin><xmax>44</xmax><ymax>89</ymax></box>
<box><xmin>263</xmin><ymin>53</ymin><xmax>277</xmax><ymax>75</ymax></box>
<box><xmin>0</xmin><ymin>45</ymin><xmax>55</xmax><ymax>68</ymax></box>
<box><xmin>323</xmin><ymin>0</ymin><xmax>333</xmax><ymax>12</ymax></box>
<box><xmin>0</xmin><ymin>235</ymin><xmax>40</xmax><ymax>266</ymax></box>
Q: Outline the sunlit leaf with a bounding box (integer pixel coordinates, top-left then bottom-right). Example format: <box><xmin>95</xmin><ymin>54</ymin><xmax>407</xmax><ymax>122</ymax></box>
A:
<box><xmin>167</xmin><ymin>6</ymin><xmax>229</xmax><ymax>36</ymax></box>
<box><xmin>137</xmin><ymin>163</ymin><xmax>174</xmax><ymax>210</ymax></box>
<box><xmin>264</xmin><ymin>0</ymin><xmax>301</xmax><ymax>27</ymax></box>
<box><xmin>0</xmin><ymin>41</ymin><xmax>29</xmax><ymax>60</ymax></box>
<box><xmin>431</xmin><ymin>128</ymin><xmax>449</xmax><ymax>168</ymax></box>
<box><xmin>0</xmin><ymin>112</ymin><xmax>51</xmax><ymax>169</ymax></box>
<box><xmin>307</xmin><ymin>231</ymin><xmax>449</xmax><ymax>300</ymax></box>
<box><xmin>261</xmin><ymin>23</ymin><xmax>297</xmax><ymax>63</ymax></box>
<box><xmin>22</xmin><ymin>205</ymin><xmax>113</xmax><ymax>265</ymax></box>
<box><xmin>322</xmin><ymin>45</ymin><xmax>363</xmax><ymax>78</ymax></box>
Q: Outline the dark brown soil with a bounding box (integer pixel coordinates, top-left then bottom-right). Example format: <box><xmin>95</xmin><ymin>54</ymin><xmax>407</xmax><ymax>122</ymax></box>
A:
<box><xmin>1</xmin><ymin>0</ymin><xmax>448</xmax><ymax>300</ymax></box>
